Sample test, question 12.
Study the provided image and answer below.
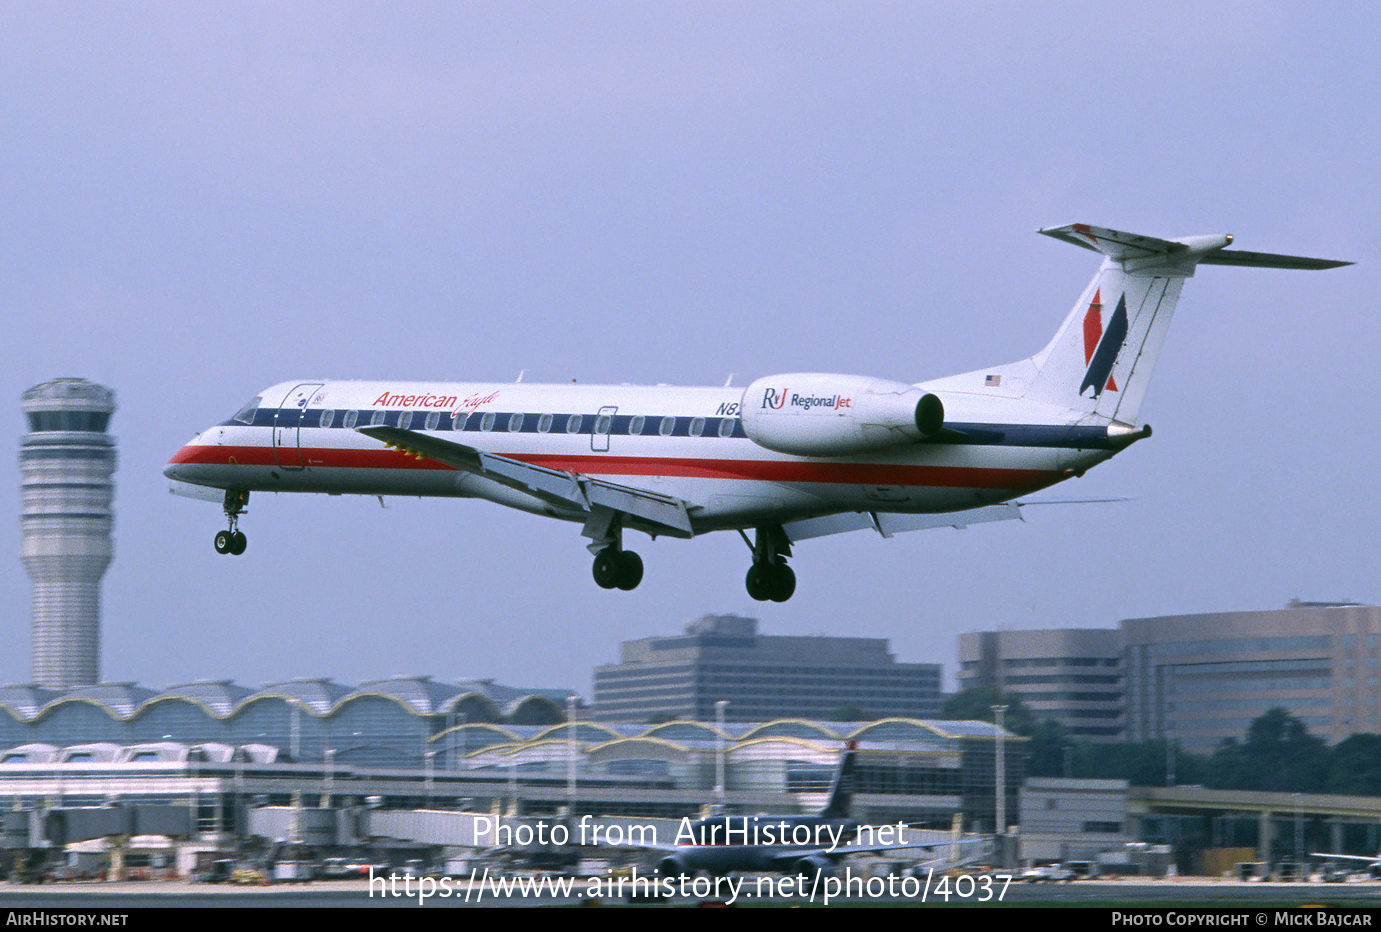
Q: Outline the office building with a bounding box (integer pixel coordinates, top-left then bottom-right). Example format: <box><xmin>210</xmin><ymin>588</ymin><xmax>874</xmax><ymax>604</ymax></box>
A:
<box><xmin>956</xmin><ymin>628</ymin><xmax>1124</xmax><ymax>742</ymax></box>
<box><xmin>592</xmin><ymin>614</ymin><xmax>942</xmax><ymax>723</ymax></box>
<box><xmin>1123</xmin><ymin>601</ymin><xmax>1381</xmax><ymax>750</ymax></box>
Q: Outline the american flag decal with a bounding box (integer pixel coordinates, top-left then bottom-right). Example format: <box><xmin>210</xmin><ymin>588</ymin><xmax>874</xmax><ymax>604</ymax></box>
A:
<box><xmin>985</xmin><ymin>374</ymin><xmax>1001</xmax><ymax>387</ymax></box>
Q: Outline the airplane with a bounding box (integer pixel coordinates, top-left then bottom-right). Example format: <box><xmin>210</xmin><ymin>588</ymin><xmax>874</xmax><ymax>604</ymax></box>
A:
<box><xmin>1308</xmin><ymin>851</ymin><xmax>1381</xmax><ymax>878</ymax></box>
<box><xmin>165</xmin><ymin>224</ymin><xmax>1349</xmax><ymax>600</ymax></box>
<box><xmin>649</xmin><ymin>740</ymin><xmax>985</xmax><ymax>880</ymax></box>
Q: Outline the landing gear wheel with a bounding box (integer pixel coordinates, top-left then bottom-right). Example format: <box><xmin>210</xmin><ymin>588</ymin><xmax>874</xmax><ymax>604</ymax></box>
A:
<box><xmin>229</xmin><ymin>530</ymin><xmax>248</xmax><ymax>555</ymax></box>
<box><xmin>768</xmin><ymin>564</ymin><xmax>796</xmax><ymax>602</ymax></box>
<box><xmin>592</xmin><ymin>548</ymin><xmax>621</xmax><ymax>589</ymax></box>
<box><xmin>746</xmin><ymin>564</ymin><xmax>773</xmax><ymax>601</ymax></box>
<box><xmin>615</xmin><ymin>550</ymin><xmax>643</xmax><ymax>591</ymax></box>
<box><xmin>214</xmin><ymin>530</ymin><xmax>232</xmax><ymax>555</ymax></box>
<box><xmin>746</xmin><ymin>563</ymin><xmax>796</xmax><ymax>601</ymax></box>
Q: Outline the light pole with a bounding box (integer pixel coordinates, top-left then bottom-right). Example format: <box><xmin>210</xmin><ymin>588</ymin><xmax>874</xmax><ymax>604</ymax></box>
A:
<box><xmin>425</xmin><ymin>750</ymin><xmax>436</xmax><ymax>808</ymax></box>
<box><xmin>566</xmin><ymin>695</ymin><xmax>578</xmax><ymax>817</ymax></box>
<box><xmin>324</xmin><ymin>748</ymin><xmax>335</xmax><ymax>810</ymax></box>
<box><xmin>715</xmin><ymin>700</ymin><xmax>728</xmax><ymax>809</ymax></box>
<box><xmin>992</xmin><ymin>703</ymin><xmax>1008</xmax><ymax>863</ymax></box>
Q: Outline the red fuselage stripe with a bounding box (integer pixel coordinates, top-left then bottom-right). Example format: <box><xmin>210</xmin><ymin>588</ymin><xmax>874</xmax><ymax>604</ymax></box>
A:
<box><xmin>169</xmin><ymin>444</ymin><xmax>1059</xmax><ymax>490</ymax></box>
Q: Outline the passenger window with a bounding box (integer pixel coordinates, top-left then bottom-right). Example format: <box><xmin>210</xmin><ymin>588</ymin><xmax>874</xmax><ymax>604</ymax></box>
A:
<box><xmin>343</xmin><ymin>410</ymin><xmax>358</xmax><ymax>429</ymax></box>
<box><xmin>425</xmin><ymin>412</ymin><xmax>440</xmax><ymax>430</ymax></box>
<box><xmin>320</xmin><ymin>410</ymin><xmax>335</xmax><ymax>428</ymax></box>
<box><xmin>718</xmin><ymin>418</ymin><xmax>735</xmax><ymax>438</ymax></box>
<box><xmin>370</xmin><ymin>410</ymin><xmax>385</xmax><ymax>426</ymax></box>
<box><xmin>452</xmin><ymin>413</ymin><xmax>467</xmax><ymax>431</ymax></box>
<box><xmin>398</xmin><ymin>411</ymin><xmax>412</xmax><ymax>430</ymax></box>
<box><xmin>481</xmin><ymin>412</ymin><xmax>496</xmax><ymax>431</ymax></box>
<box><xmin>629</xmin><ymin>415</ymin><xmax>645</xmax><ymax>435</ymax></box>
<box><xmin>689</xmin><ymin>417</ymin><xmax>704</xmax><ymax>437</ymax></box>
<box><xmin>566</xmin><ymin>414</ymin><xmax>583</xmax><ymax>433</ymax></box>
<box><xmin>594</xmin><ymin>414</ymin><xmax>611</xmax><ymax>435</ymax></box>
<box><xmin>659</xmin><ymin>416</ymin><xmax>675</xmax><ymax>436</ymax></box>
<box><xmin>508</xmin><ymin>413</ymin><xmax>524</xmax><ymax>432</ymax></box>
<box><xmin>538</xmin><ymin>413</ymin><xmax>553</xmax><ymax>433</ymax></box>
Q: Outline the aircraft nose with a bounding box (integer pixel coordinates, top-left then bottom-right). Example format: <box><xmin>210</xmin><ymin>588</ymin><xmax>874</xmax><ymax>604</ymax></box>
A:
<box><xmin>165</xmin><ymin>437</ymin><xmax>200</xmax><ymax>480</ymax></box>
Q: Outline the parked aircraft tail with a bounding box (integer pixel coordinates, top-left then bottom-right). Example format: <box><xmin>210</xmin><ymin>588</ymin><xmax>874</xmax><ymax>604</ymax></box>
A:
<box><xmin>819</xmin><ymin>740</ymin><xmax>857</xmax><ymax>819</ymax></box>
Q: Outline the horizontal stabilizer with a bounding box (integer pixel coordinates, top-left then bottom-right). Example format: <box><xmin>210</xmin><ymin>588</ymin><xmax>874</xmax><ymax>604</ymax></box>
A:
<box><xmin>1040</xmin><ymin>223</ymin><xmax>1351</xmax><ymax>270</ymax></box>
<box><xmin>1198</xmin><ymin>249</ymin><xmax>1352</xmax><ymax>270</ymax></box>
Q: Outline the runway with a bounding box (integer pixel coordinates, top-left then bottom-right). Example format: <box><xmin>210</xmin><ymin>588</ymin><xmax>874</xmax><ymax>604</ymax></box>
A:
<box><xmin>6</xmin><ymin>877</ymin><xmax>1381</xmax><ymax>908</ymax></box>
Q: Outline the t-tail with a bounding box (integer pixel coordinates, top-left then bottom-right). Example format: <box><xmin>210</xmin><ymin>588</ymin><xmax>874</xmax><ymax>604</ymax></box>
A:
<box><xmin>819</xmin><ymin>739</ymin><xmax>857</xmax><ymax>819</ymax></box>
<box><xmin>974</xmin><ymin>224</ymin><xmax>1350</xmax><ymax>428</ymax></box>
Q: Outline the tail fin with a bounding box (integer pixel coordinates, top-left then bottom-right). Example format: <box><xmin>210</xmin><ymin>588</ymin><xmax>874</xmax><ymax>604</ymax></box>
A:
<box><xmin>819</xmin><ymin>739</ymin><xmax>857</xmax><ymax>818</ymax></box>
<box><xmin>1009</xmin><ymin>225</ymin><xmax>1349</xmax><ymax>424</ymax></box>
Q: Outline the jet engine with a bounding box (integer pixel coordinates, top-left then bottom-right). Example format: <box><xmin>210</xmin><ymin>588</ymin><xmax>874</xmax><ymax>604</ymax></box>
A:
<box><xmin>740</xmin><ymin>373</ymin><xmax>944</xmax><ymax>456</ymax></box>
<box><xmin>656</xmin><ymin>855</ymin><xmax>693</xmax><ymax>879</ymax></box>
<box><xmin>792</xmin><ymin>854</ymin><xmax>836</xmax><ymax>880</ymax></box>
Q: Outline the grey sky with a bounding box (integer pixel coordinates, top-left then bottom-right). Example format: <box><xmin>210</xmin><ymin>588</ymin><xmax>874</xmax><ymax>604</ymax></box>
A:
<box><xmin>1</xmin><ymin>3</ymin><xmax>1374</xmax><ymax>697</ymax></box>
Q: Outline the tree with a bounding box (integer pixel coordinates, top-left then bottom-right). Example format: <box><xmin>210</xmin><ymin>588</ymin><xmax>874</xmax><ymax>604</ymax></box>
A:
<box><xmin>1205</xmin><ymin>709</ymin><xmax>1327</xmax><ymax>793</ymax></box>
<box><xmin>941</xmin><ymin>688</ymin><xmax>1037</xmax><ymax>736</ymax></box>
<box><xmin>1024</xmin><ymin>718</ymin><xmax>1073</xmax><ymax>777</ymax></box>
<box><xmin>1324</xmin><ymin>734</ymin><xmax>1381</xmax><ymax>796</ymax></box>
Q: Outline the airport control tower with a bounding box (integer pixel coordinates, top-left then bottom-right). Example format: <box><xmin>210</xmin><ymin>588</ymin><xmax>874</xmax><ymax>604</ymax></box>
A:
<box><xmin>20</xmin><ymin>379</ymin><xmax>116</xmax><ymax>688</ymax></box>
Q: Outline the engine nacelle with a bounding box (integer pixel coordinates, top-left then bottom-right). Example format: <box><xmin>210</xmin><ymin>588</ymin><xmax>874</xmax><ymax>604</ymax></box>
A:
<box><xmin>740</xmin><ymin>373</ymin><xmax>944</xmax><ymax>456</ymax></box>
<box><xmin>793</xmin><ymin>855</ymin><xmax>836</xmax><ymax>881</ymax></box>
<box><xmin>656</xmin><ymin>855</ymin><xmax>692</xmax><ymax>879</ymax></box>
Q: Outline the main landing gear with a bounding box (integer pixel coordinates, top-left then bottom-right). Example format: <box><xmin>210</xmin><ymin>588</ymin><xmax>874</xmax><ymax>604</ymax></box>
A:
<box><xmin>585</xmin><ymin>508</ymin><xmax>644</xmax><ymax>591</ymax></box>
<box><xmin>592</xmin><ymin>546</ymin><xmax>644</xmax><ymax>591</ymax></box>
<box><xmin>743</xmin><ymin>525</ymin><xmax>796</xmax><ymax>603</ymax></box>
<box><xmin>213</xmin><ymin>490</ymin><xmax>249</xmax><ymax>556</ymax></box>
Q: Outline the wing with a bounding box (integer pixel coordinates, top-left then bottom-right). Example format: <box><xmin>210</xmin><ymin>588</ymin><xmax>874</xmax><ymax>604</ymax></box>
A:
<box><xmin>782</xmin><ymin>504</ymin><xmax>1021</xmax><ymax>544</ymax></box>
<box><xmin>357</xmin><ymin>425</ymin><xmax>696</xmax><ymax>538</ymax></box>
<box><xmin>1311</xmin><ymin>853</ymin><xmax>1381</xmax><ymax>865</ymax></box>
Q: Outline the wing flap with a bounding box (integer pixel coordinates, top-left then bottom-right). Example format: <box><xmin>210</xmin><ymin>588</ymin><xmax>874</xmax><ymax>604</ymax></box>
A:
<box><xmin>357</xmin><ymin>425</ymin><xmax>694</xmax><ymax>537</ymax></box>
<box><xmin>782</xmin><ymin>503</ymin><xmax>1021</xmax><ymax>543</ymax></box>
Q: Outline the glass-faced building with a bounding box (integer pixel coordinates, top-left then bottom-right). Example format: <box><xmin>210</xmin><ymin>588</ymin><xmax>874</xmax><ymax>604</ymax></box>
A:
<box><xmin>1123</xmin><ymin>602</ymin><xmax>1381</xmax><ymax>750</ymax></box>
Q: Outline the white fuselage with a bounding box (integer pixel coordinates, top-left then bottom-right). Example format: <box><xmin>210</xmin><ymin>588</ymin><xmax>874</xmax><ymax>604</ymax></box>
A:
<box><xmin>165</xmin><ymin>378</ymin><xmax>1116</xmax><ymax>535</ymax></box>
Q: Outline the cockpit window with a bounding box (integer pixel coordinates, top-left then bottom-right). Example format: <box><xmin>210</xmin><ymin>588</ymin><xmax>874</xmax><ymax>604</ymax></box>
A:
<box><xmin>232</xmin><ymin>397</ymin><xmax>261</xmax><ymax>425</ymax></box>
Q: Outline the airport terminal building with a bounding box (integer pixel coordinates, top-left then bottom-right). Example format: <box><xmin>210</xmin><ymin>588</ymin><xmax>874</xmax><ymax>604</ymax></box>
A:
<box><xmin>0</xmin><ymin>675</ymin><xmax>1025</xmax><ymax>856</ymax></box>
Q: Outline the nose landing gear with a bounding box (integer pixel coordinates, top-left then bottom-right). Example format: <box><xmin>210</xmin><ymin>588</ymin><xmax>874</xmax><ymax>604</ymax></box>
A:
<box><xmin>214</xmin><ymin>490</ymin><xmax>249</xmax><ymax>556</ymax></box>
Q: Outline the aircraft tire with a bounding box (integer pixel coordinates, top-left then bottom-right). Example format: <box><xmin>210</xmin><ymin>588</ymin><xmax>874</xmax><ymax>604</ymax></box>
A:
<box><xmin>745</xmin><ymin>564</ymin><xmax>773</xmax><ymax>601</ymax></box>
<box><xmin>592</xmin><ymin>548</ymin><xmax>620</xmax><ymax>589</ymax></box>
<box><xmin>214</xmin><ymin>530</ymin><xmax>232</xmax><ymax>555</ymax></box>
<box><xmin>768</xmin><ymin>564</ymin><xmax>796</xmax><ymax>602</ymax></box>
<box><xmin>615</xmin><ymin>550</ymin><xmax>643</xmax><ymax>590</ymax></box>
<box><xmin>230</xmin><ymin>531</ymin><xmax>248</xmax><ymax>556</ymax></box>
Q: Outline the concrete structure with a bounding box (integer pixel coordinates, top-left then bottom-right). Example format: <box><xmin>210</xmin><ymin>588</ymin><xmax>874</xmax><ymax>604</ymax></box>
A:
<box><xmin>1018</xmin><ymin>777</ymin><xmax>1131</xmax><ymax>862</ymax></box>
<box><xmin>593</xmin><ymin>614</ymin><xmax>942</xmax><ymax>723</ymax></box>
<box><xmin>1123</xmin><ymin>602</ymin><xmax>1381</xmax><ymax>750</ymax></box>
<box><xmin>956</xmin><ymin>628</ymin><xmax>1124</xmax><ymax>742</ymax></box>
<box><xmin>20</xmin><ymin>379</ymin><xmax>116</xmax><ymax>688</ymax></box>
